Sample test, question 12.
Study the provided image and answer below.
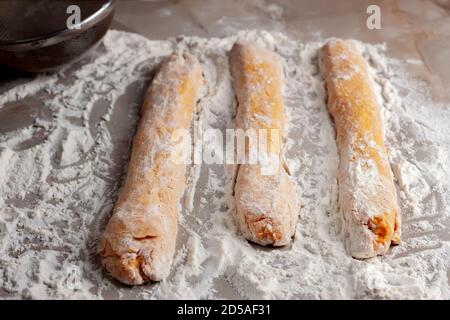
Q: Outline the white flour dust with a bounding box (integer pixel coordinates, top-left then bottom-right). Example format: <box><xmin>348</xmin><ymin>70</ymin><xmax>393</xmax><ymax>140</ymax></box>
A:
<box><xmin>0</xmin><ymin>30</ymin><xmax>449</xmax><ymax>299</ymax></box>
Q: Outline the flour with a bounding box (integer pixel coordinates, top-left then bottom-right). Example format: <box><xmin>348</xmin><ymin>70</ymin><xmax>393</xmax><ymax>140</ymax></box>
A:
<box><xmin>0</xmin><ymin>74</ymin><xmax>58</xmax><ymax>107</ymax></box>
<box><xmin>0</xmin><ymin>30</ymin><xmax>449</xmax><ymax>299</ymax></box>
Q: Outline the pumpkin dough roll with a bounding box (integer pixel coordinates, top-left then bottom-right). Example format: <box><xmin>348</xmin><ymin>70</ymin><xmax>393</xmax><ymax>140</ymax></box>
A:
<box><xmin>319</xmin><ymin>39</ymin><xmax>401</xmax><ymax>259</ymax></box>
<box><xmin>229</xmin><ymin>42</ymin><xmax>299</xmax><ymax>246</ymax></box>
<box><xmin>99</xmin><ymin>52</ymin><xmax>204</xmax><ymax>285</ymax></box>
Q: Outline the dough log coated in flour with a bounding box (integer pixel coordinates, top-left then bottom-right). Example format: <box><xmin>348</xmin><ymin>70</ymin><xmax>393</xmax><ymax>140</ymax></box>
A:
<box><xmin>229</xmin><ymin>42</ymin><xmax>298</xmax><ymax>246</ymax></box>
<box><xmin>99</xmin><ymin>53</ymin><xmax>203</xmax><ymax>285</ymax></box>
<box><xmin>320</xmin><ymin>39</ymin><xmax>401</xmax><ymax>259</ymax></box>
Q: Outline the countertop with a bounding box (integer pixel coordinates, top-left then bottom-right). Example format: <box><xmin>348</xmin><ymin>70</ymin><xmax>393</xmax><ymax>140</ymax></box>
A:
<box><xmin>0</xmin><ymin>0</ymin><xmax>449</xmax><ymax>299</ymax></box>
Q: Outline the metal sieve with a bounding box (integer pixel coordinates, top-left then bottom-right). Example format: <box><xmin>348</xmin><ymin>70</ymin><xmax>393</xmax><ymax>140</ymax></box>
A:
<box><xmin>0</xmin><ymin>0</ymin><xmax>116</xmax><ymax>72</ymax></box>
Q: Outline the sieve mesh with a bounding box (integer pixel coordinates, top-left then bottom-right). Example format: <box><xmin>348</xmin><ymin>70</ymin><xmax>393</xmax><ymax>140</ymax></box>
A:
<box><xmin>0</xmin><ymin>0</ymin><xmax>107</xmax><ymax>43</ymax></box>
<box><xmin>0</xmin><ymin>0</ymin><xmax>115</xmax><ymax>72</ymax></box>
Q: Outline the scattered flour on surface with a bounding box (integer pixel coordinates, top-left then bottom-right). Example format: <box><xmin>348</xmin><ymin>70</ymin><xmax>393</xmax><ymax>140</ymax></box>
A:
<box><xmin>0</xmin><ymin>30</ymin><xmax>449</xmax><ymax>299</ymax></box>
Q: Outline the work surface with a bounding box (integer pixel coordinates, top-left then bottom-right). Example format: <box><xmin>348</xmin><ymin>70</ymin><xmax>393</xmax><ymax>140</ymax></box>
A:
<box><xmin>0</xmin><ymin>0</ymin><xmax>449</xmax><ymax>299</ymax></box>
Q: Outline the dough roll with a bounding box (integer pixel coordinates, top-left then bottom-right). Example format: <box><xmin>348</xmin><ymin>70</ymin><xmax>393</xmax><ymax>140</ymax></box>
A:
<box><xmin>229</xmin><ymin>42</ymin><xmax>298</xmax><ymax>246</ymax></box>
<box><xmin>99</xmin><ymin>52</ymin><xmax>203</xmax><ymax>285</ymax></box>
<box><xmin>319</xmin><ymin>39</ymin><xmax>401</xmax><ymax>259</ymax></box>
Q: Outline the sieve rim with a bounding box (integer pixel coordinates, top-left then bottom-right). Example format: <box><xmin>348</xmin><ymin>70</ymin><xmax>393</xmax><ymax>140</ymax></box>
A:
<box><xmin>0</xmin><ymin>0</ymin><xmax>116</xmax><ymax>51</ymax></box>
